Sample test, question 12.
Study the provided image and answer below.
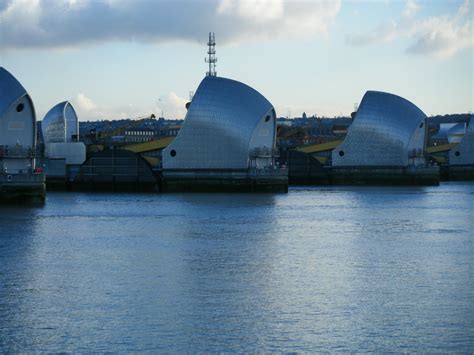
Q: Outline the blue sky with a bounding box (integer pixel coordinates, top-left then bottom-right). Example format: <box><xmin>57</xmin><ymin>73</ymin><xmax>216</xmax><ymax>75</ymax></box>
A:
<box><xmin>0</xmin><ymin>0</ymin><xmax>472</xmax><ymax>121</ymax></box>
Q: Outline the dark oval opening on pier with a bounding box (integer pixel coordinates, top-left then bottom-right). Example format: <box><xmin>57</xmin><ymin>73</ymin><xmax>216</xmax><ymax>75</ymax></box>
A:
<box><xmin>339</xmin><ymin>150</ymin><xmax>345</xmax><ymax>157</ymax></box>
<box><xmin>419</xmin><ymin>122</ymin><xmax>424</xmax><ymax>128</ymax></box>
<box><xmin>455</xmin><ymin>151</ymin><xmax>460</xmax><ymax>157</ymax></box>
<box><xmin>265</xmin><ymin>115</ymin><xmax>271</xmax><ymax>122</ymax></box>
<box><xmin>16</xmin><ymin>103</ymin><xmax>24</xmax><ymax>113</ymax></box>
<box><xmin>170</xmin><ymin>149</ymin><xmax>177</xmax><ymax>157</ymax></box>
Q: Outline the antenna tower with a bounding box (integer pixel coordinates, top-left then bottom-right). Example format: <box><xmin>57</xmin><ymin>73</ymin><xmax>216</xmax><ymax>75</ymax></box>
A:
<box><xmin>205</xmin><ymin>32</ymin><xmax>217</xmax><ymax>77</ymax></box>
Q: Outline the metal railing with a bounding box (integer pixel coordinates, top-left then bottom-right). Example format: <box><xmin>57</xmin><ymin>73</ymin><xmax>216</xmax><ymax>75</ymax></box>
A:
<box><xmin>0</xmin><ymin>145</ymin><xmax>36</xmax><ymax>158</ymax></box>
<box><xmin>249</xmin><ymin>147</ymin><xmax>280</xmax><ymax>159</ymax></box>
<box><xmin>248</xmin><ymin>165</ymin><xmax>288</xmax><ymax>177</ymax></box>
<box><xmin>407</xmin><ymin>148</ymin><xmax>424</xmax><ymax>159</ymax></box>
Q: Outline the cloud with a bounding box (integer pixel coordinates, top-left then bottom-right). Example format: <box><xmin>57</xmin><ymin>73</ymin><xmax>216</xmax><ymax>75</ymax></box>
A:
<box><xmin>74</xmin><ymin>93</ymin><xmax>97</xmax><ymax>112</ymax></box>
<box><xmin>407</xmin><ymin>15</ymin><xmax>473</xmax><ymax>58</ymax></box>
<box><xmin>0</xmin><ymin>0</ymin><xmax>341</xmax><ymax>50</ymax></box>
<box><xmin>346</xmin><ymin>20</ymin><xmax>398</xmax><ymax>46</ymax></box>
<box><xmin>72</xmin><ymin>92</ymin><xmax>346</xmax><ymax>121</ymax></box>
<box><xmin>402</xmin><ymin>0</ymin><xmax>419</xmax><ymax>19</ymax></box>
<box><xmin>72</xmin><ymin>92</ymin><xmax>188</xmax><ymax>121</ymax></box>
<box><xmin>217</xmin><ymin>0</ymin><xmax>284</xmax><ymax>23</ymax></box>
<box><xmin>157</xmin><ymin>92</ymin><xmax>188</xmax><ymax>120</ymax></box>
<box><xmin>346</xmin><ymin>0</ymin><xmax>473</xmax><ymax>59</ymax></box>
<box><xmin>406</xmin><ymin>0</ymin><xmax>473</xmax><ymax>58</ymax></box>
<box><xmin>72</xmin><ymin>93</ymin><xmax>136</xmax><ymax>121</ymax></box>
<box><xmin>0</xmin><ymin>0</ymin><xmax>11</xmax><ymax>12</ymax></box>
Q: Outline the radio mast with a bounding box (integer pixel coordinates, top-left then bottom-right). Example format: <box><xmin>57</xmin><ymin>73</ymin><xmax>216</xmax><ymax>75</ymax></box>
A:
<box><xmin>205</xmin><ymin>32</ymin><xmax>217</xmax><ymax>77</ymax></box>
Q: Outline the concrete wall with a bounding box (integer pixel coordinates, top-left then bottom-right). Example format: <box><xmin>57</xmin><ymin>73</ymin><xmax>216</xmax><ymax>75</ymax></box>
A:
<box><xmin>45</xmin><ymin>142</ymin><xmax>86</xmax><ymax>165</ymax></box>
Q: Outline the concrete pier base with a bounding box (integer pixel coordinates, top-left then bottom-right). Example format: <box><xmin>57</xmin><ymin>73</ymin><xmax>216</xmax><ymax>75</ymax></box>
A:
<box><xmin>70</xmin><ymin>149</ymin><xmax>160</xmax><ymax>192</ymax></box>
<box><xmin>162</xmin><ymin>170</ymin><xmax>288</xmax><ymax>193</ymax></box>
<box><xmin>447</xmin><ymin>165</ymin><xmax>474</xmax><ymax>180</ymax></box>
<box><xmin>287</xmin><ymin>150</ymin><xmax>332</xmax><ymax>185</ymax></box>
<box><xmin>289</xmin><ymin>168</ymin><xmax>331</xmax><ymax>185</ymax></box>
<box><xmin>331</xmin><ymin>166</ymin><xmax>439</xmax><ymax>186</ymax></box>
<box><xmin>70</xmin><ymin>180</ymin><xmax>160</xmax><ymax>192</ymax></box>
<box><xmin>0</xmin><ymin>174</ymin><xmax>46</xmax><ymax>203</ymax></box>
<box><xmin>163</xmin><ymin>177</ymin><xmax>288</xmax><ymax>193</ymax></box>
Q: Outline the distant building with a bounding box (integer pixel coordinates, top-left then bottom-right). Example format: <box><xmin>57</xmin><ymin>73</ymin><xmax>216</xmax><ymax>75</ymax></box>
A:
<box><xmin>277</xmin><ymin>117</ymin><xmax>293</xmax><ymax>127</ymax></box>
<box><xmin>155</xmin><ymin>125</ymin><xmax>181</xmax><ymax>138</ymax></box>
<box><xmin>124</xmin><ymin>128</ymin><xmax>155</xmax><ymax>143</ymax></box>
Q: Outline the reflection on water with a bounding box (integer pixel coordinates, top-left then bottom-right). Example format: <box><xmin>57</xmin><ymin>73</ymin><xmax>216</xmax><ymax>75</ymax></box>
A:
<box><xmin>1</xmin><ymin>183</ymin><xmax>473</xmax><ymax>352</ymax></box>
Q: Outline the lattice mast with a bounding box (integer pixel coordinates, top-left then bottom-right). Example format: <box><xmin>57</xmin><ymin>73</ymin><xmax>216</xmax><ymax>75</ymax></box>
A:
<box><xmin>205</xmin><ymin>32</ymin><xmax>217</xmax><ymax>77</ymax></box>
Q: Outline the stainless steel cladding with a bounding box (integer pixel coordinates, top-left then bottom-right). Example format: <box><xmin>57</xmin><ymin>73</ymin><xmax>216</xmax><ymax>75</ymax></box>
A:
<box><xmin>0</xmin><ymin>67</ymin><xmax>37</xmax><ymax>172</ymax></box>
<box><xmin>42</xmin><ymin>101</ymin><xmax>79</xmax><ymax>143</ymax></box>
<box><xmin>449</xmin><ymin>119</ymin><xmax>474</xmax><ymax>165</ymax></box>
<box><xmin>332</xmin><ymin>91</ymin><xmax>427</xmax><ymax>167</ymax></box>
<box><xmin>163</xmin><ymin>76</ymin><xmax>276</xmax><ymax>170</ymax></box>
<box><xmin>0</xmin><ymin>67</ymin><xmax>36</xmax><ymax>150</ymax></box>
<box><xmin>447</xmin><ymin>123</ymin><xmax>467</xmax><ymax>144</ymax></box>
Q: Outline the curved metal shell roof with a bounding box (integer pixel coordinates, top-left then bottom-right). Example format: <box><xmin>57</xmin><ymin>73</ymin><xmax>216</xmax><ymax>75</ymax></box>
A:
<box><xmin>449</xmin><ymin>118</ymin><xmax>474</xmax><ymax>166</ymax></box>
<box><xmin>0</xmin><ymin>67</ymin><xmax>36</xmax><ymax>148</ymax></box>
<box><xmin>0</xmin><ymin>67</ymin><xmax>28</xmax><ymax>119</ymax></box>
<box><xmin>447</xmin><ymin>123</ymin><xmax>466</xmax><ymax>144</ymax></box>
<box><xmin>42</xmin><ymin>101</ymin><xmax>79</xmax><ymax>143</ymax></box>
<box><xmin>163</xmin><ymin>76</ymin><xmax>275</xmax><ymax>170</ymax></box>
<box><xmin>332</xmin><ymin>91</ymin><xmax>427</xmax><ymax>167</ymax></box>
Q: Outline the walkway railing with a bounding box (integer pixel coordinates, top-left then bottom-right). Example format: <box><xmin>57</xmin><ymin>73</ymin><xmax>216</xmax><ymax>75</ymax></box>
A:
<box><xmin>0</xmin><ymin>145</ymin><xmax>36</xmax><ymax>158</ymax></box>
<box><xmin>249</xmin><ymin>147</ymin><xmax>280</xmax><ymax>159</ymax></box>
<box><xmin>248</xmin><ymin>166</ymin><xmax>288</xmax><ymax>177</ymax></box>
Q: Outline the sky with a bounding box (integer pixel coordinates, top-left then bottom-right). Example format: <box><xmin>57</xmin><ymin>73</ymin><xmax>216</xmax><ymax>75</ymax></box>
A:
<box><xmin>0</xmin><ymin>0</ymin><xmax>472</xmax><ymax>121</ymax></box>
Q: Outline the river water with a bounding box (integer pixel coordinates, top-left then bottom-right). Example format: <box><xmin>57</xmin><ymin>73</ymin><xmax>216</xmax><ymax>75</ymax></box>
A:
<box><xmin>1</xmin><ymin>183</ymin><xmax>473</xmax><ymax>352</ymax></box>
